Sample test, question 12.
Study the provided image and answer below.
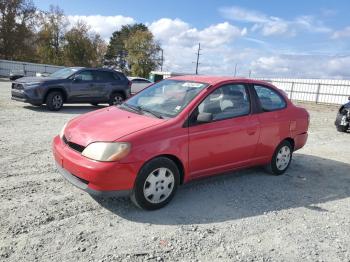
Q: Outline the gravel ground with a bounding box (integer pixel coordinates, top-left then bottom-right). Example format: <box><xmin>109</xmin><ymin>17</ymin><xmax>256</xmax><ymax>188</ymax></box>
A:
<box><xmin>0</xmin><ymin>80</ymin><xmax>349</xmax><ymax>262</ymax></box>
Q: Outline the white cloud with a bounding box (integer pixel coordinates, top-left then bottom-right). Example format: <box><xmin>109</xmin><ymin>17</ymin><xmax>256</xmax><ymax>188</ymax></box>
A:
<box><xmin>332</xmin><ymin>27</ymin><xmax>350</xmax><ymax>39</ymax></box>
<box><xmin>220</xmin><ymin>6</ymin><xmax>331</xmax><ymax>37</ymax></box>
<box><xmin>249</xmin><ymin>54</ymin><xmax>350</xmax><ymax>79</ymax></box>
<box><xmin>149</xmin><ymin>18</ymin><xmax>245</xmax><ymax>48</ymax></box>
<box><xmin>67</xmin><ymin>15</ymin><xmax>135</xmax><ymax>41</ymax></box>
<box><xmin>64</xmin><ymin>13</ymin><xmax>350</xmax><ymax>79</ymax></box>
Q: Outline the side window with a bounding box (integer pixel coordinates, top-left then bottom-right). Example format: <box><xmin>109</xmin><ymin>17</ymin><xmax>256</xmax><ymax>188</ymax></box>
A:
<box><xmin>93</xmin><ymin>71</ymin><xmax>115</xmax><ymax>81</ymax></box>
<box><xmin>132</xmin><ymin>79</ymin><xmax>151</xmax><ymax>83</ymax></box>
<box><xmin>254</xmin><ymin>85</ymin><xmax>286</xmax><ymax>111</ymax></box>
<box><xmin>76</xmin><ymin>71</ymin><xmax>93</xmax><ymax>81</ymax></box>
<box><xmin>196</xmin><ymin>84</ymin><xmax>250</xmax><ymax>122</ymax></box>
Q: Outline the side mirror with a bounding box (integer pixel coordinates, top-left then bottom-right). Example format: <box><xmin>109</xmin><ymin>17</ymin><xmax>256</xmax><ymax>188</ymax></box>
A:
<box><xmin>197</xmin><ymin>112</ymin><xmax>213</xmax><ymax>123</ymax></box>
<box><xmin>73</xmin><ymin>75</ymin><xmax>82</xmax><ymax>82</ymax></box>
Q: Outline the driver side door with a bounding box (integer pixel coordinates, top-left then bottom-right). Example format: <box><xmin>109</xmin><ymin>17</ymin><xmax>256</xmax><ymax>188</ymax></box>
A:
<box><xmin>69</xmin><ymin>70</ymin><xmax>96</xmax><ymax>102</ymax></box>
<box><xmin>188</xmin><ymin>84</ymin><xmax>260</xmax><ymax>178</ymax></box>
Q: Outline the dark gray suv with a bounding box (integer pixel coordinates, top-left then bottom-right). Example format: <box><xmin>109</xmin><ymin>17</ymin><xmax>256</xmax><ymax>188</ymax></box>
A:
<box><xmin>11</xmin><ymin>67</ymin><xmax>131</xmax><ymax>111</ymax></box>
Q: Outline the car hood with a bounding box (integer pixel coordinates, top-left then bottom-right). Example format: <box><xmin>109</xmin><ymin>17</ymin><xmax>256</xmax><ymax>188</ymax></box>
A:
<box><xmin>15</xmin><ymin>76</ymin><xmax>61</xmax><ymax>84</ymax></box>
<box><xmin>64</xmin><ymin>106</ymin><xmax>165</xmax><ymax>147</ymax></box>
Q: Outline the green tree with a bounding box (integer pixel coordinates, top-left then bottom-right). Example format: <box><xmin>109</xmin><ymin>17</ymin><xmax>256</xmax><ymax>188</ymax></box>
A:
<box><xmin>124</xmin><ymin>30</ymin><xmax>161</xmax><ymax>78</ymax></box>
<box><xmin>36</xmin><ymin>5</ymin><xmax>67</xmax><ymax>65</ymax></box>
<box><xmin>0</xmin><ymin>0</ymin><xmax>37</xmax><ymax>61</ymax></box>
<box><xmin>91</xmin><ymin>34</ymin><xmax>107</xmax><ymax>67</ymax></box>
<box><xmin>104</xmin><ymin>23</ymin><xmax>147</xmax><ymax>73</ymax></box>
<box><xmin>63</xmin><ymin>21</ymin><xmax>103</xmax><ymax>67</ymax></box>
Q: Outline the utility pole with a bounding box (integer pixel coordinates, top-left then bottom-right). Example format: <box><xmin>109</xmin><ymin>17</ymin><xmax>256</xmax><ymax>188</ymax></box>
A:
<box><xmin>160</xmin><ymin>48</ymin><xmax>164</xmax><ymax>71</ymax></box>
<box><xmin>195</xmin><ymin>43</ymin><xmax>201</xmax><ymax>75</ymax></box>
<box><xmin>249</xmin><ymin>70</ymin><xmax>251</xmax><ymax>78</ymax></box>
<box><xmin>234</xmin><ymin>63</ymin><xmax>238</xmax><ymax>77</ymax></box>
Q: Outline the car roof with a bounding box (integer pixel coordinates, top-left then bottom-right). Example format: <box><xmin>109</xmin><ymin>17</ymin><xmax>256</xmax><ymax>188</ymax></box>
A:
<box><xmin>78</xmin><ymin>67</ymin><xmax>123</xmax><ymax>73</ymax></box>
<box><xmin>168</xmin><ymin>75</ymin><xmax>274</xmax><ymax>87</ymax></box>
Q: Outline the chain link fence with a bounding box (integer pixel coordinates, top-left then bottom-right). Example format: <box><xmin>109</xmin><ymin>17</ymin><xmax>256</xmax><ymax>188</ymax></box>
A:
<box><xmin>255</xmin><ymin>78</ymin><xmax>350</xmax><ymax>105</ymax></box>
<box><xmin>0</xmin><ymin>59</ymin><xmax>63</xmax><ymax>78</ymax></box>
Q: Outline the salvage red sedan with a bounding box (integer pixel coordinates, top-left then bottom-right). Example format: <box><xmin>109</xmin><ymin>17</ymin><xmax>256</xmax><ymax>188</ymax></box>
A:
<box><xmin>53</xmin><ymin>76</ymin><xmax>309</xmax><ymax>210</ymax></box>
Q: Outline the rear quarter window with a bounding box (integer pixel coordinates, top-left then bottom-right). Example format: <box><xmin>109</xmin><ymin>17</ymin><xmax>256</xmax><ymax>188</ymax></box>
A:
<box><xmin>254</xmin><ymin>85</ymin><xmax>286</xmax><ymax>111</ymax></box>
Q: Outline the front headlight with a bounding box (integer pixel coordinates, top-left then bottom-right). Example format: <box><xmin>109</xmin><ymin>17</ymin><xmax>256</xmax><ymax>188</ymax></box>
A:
<box><xmin>82</xmin><ymin>142</ymin><xmax>131</xmax><ymax>162</ymax></box>
<box><xmin>59</xmin><ymin>122</ymin><xmax>67</xmax><ymax>139</ymax></box>
<box><xmin>25</xmin><ymin>82</ymin><xmax>41</xmax><ymax>88</ymax></box>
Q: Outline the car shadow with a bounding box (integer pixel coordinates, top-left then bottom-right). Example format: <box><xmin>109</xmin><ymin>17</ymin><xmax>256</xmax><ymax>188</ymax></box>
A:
<box><xmin>93</xmin><ymin>153</ymin><xmax>350</xmax><ymax>225</ymax></box>
<box><xmin>23</xmin><ymin>104</ymin><xmax>107</xmax><ymax>114</ymax></box>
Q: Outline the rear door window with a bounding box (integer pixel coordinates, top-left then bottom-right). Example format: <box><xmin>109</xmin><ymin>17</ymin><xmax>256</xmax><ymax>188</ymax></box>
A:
<box><xmin>93</xmin><ymin>71</ymin><xmax>116</xmax><ymax>81</ymax></box>
<box><xmin>254</xmin><ymin>85</ymin><xmax>286</xmax><ymax>111</ymax></box>
<box><xmin>76</xmin><ymin>70</ymin><xmax>93</xmax><ymax>81</ymax></box>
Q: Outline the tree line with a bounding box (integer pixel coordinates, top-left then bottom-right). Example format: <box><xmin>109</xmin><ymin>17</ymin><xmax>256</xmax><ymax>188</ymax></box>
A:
<box><xmin>0</xmin><ymin>0</ymin><xmax>162</xmax><ymax>77</ymax></box>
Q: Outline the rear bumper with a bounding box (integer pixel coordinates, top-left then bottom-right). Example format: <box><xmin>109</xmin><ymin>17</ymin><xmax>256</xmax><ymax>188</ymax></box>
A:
<box><xmin>294</xmin><ymin>132</ymin><xmax>308</xmax><ymax>151</ymax></box>
<box><xmin>52</xmin><ymin>135</ymin><xmax>142</xmax><ymax>193</ymax></box>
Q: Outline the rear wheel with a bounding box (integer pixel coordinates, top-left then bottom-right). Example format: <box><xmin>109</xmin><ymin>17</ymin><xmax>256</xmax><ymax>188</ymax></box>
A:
<box><xmin>130</xmin><ymin>157</ymin><xmax>180</xmax><ymax>210</ymax></box>
<box><xmin>109</xmin><ymin>92</ymin><xmax>124</xmax><ymax>106</ymax></box>
<box><xmin>46</xmin><ymin>91</ymin><xmax>64</xmax><ymax>111</ymax></box>
<box><xmin>265</xmin><ymin>140</ymin><xmax>293</xmax><ymax>175</ymax></box>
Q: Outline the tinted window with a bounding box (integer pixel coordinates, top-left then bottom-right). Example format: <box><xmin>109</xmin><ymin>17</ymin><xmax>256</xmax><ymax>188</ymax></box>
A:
<box><xmin>254</xmin><ymin>85</ymin><xmax>286</xmax><ymax>111</ymax></box>
<box><xmin>113</xmin><ymin>73</ymin><xmax>121</xmax><ymax>80</ymax></box>
<box><xmin>196</xmin><ymin>84</ymin><xmax>250</xmax><ymax>121</ymax></box>
<box><xmin>76</xmin><ymin>71</ymin><xmax>93</xmax><ymax>81</ymax></box>
<box><xmin>93</xmin><ymin>71</ymin><xmax>115</xmax><ymax>81</ymax></box>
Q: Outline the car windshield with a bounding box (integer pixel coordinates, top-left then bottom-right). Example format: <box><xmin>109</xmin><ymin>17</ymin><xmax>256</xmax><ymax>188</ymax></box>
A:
<box><xmin>123</xmin><ymin>79</ymin><xmax>208</xmax><ymax>118</ymax></box>
<box><xmin>50</xmin><ymin>68</ymin><xmax>80</xmax><ymax>79</ymax></box>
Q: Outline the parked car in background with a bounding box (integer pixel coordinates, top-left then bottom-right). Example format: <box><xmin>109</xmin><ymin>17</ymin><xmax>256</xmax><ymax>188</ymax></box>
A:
<box><xmin>335</xmin><ymin>96</ymin><xmax>350</xmax><ymax>132</ymax></box>
<box><xmin>9</xmin><ymin>70</ymin><xmax>25</xmax><ymax>81</ymax></box>
<box><xmin>53</xmin><ymin>76</ymin><xmax>309</xmax><ymax>210</ymax></box>
<box><xmin>128</xmin><ymin>77</ymin><xmax>153</xmax><ymax>94</ymax></box>
<box><xmin>11</xmin><ymin>67</ymin><xmax>131</xmax><ymax>111</ymax></box>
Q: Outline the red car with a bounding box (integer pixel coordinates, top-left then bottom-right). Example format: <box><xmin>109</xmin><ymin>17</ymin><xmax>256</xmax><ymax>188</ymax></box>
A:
<box><xmin>53</xmin><ymin>76</ymin><xmax>309</xmax><ymax>210</ymax></box>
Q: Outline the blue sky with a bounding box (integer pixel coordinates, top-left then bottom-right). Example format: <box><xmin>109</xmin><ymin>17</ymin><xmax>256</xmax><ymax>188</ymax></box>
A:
<box><xmin>33</xmin><ymin>0</ymin><xmax>350</xmax><ymax>78</ymax></box>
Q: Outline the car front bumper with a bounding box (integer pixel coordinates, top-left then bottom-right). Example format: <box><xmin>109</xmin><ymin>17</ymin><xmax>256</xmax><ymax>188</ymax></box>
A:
<box><xmin>52</xmin><ymin>135</ymin><xmax>142</xmax><ymax>194</ymax></box>
<box><xmin>11</xmin><ymin>89</ymin><xmax>43</xmax><ymax>105</ymax></box>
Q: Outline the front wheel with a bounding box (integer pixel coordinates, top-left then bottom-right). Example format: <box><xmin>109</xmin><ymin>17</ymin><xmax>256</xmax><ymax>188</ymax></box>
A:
<box><xmin>265</xmin><ymin>140</ymin><xmax>293</xmax><ymax>175</ymax></box>
<box><xmin>46</xmin><ymin>91</ymin><xmax>64</xmax><ymax>111</ymax></box>
<box><xmin>130</xmin><ymin>157</ymin><xmax>180</xmax><ymax>210</ymax></box>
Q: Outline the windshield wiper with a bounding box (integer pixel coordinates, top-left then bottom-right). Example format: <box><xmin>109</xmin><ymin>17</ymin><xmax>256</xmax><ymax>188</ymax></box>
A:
<box><xmin>120</xmin><ymin>103</ymin><xmax>142</xmax><ymax>114</ymax></box>
<box><xmin>137</xmin><ymin>106</ymin><xmax>163</xmax><ymax>119</ymax></box>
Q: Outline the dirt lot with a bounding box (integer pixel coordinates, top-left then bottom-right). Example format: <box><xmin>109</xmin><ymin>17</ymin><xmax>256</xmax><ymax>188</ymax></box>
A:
<box><xmin>0</xmin><ymin>80</ymin><xmax>349</xmax><ymax>262</ymax></box>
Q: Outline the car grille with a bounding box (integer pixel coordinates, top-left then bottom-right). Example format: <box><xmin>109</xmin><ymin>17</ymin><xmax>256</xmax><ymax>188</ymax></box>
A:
<box><xmin>62</xmin><ymin>135</ymin><xmax>86</xmax><ymax>153</ymax></box>
<box><xmin>11</xmin><ymin>83</ymin><xmax>24</xmax><ymax>90</ymax></box>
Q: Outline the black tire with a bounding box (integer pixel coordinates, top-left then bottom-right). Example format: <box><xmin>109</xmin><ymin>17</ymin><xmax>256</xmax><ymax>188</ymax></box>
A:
<box><xmin>46</xmin><ymin>91</ymin><xmax>64</xmax><ymax>111</ymax></box>
<box><xmin>130</xmin><ymin>157</ymin><xmax>180</xmax><ymax>210</ymax></box>
<box><xmin>91</xmin><ymin>103</ymin><xmax>99</xmax><ymax>106</ymax></box>
<box><xmin>265</xmin><ymin>140</ymin><xmax>293</xmax><ymax>176</ymax></box>
<box><xmin>336</xmin><ymin>125</ymin><xmax>348</xmax><ymax>132</ymax></box>
<box><xmin>109</xmin><ymin>92</ymin><xmax>124</xmax><ymax>106</ymax></box>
